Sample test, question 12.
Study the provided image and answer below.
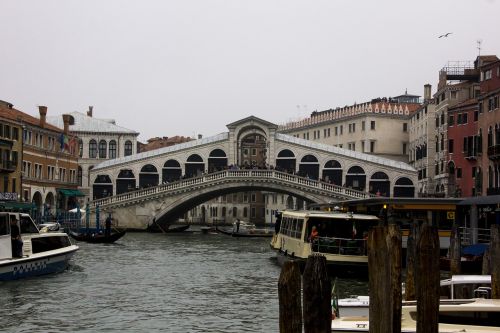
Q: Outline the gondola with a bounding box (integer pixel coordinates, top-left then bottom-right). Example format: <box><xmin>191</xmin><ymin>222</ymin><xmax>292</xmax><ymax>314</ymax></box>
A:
<box><xmin>215</xmin><ymin>226</ymin><xmax>273</xmax><ymax>238</ymax></box>
<box><xmin>69</xmin><ymin>229</ymin><xmax>126</xmax><ymax>244</ymax></box>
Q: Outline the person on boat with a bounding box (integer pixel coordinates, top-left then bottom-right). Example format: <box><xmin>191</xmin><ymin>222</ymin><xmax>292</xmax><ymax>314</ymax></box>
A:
<box><xmin>309</xmin><ymin>226</ymin><xmax>319</xmax><ymax>242</ymax></box>
<box><xmin>10</xmin><ymin>216</ymin><xmax>23</xmax><ymax>258</ymax></box>
<box><xmin>105</xmin><ymin>214</ymin><xmax>112</xmax><ymax>237</ymax></box>
<box><xmin>235</xmin><ymin>218</ymin><xmax>241</xmax><ymax>233</ymax></box>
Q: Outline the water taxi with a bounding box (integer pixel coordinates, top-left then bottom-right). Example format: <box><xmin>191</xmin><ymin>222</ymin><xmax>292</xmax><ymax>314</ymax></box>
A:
<box><xmin>0</xmin><ymin>212</ymin><xmax>79</xmax><ymax>281</ymax></box>
<box><xmin>270</xmin><ymin>210</ymin><xmax>380</xmax><ymax>274</ymax></box>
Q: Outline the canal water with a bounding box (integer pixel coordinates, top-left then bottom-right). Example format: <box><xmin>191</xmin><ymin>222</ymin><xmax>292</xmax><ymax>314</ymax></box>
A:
<box><xmin>0</xmin><ymin>231</ymin><xmax>368</xmax><ymax>333</ymax></box>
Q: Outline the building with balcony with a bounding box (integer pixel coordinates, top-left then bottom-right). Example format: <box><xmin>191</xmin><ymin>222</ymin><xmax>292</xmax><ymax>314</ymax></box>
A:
<box><xmin>0</xmin><ymin>102</ymin><xmax>80</xmax><ymax>216</ymax></box>
<box><xmin>279</xmin><ymin>92</ymin><xmax>421</xmax><ymax>163</ymax></box>
<box><xmin>0</xmin><ymin>101</ymin><xmax>23</xmax><ymax>204</ymax></box>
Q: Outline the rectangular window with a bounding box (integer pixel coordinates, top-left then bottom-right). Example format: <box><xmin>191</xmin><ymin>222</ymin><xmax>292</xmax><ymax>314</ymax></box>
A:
<box><xmin>370</xmin><ymin>121</ymin><xmax>375</xmax><ymax>130</ymax></box>
<box><xmin>449</xmin><ymin>139</ymin><xmax>454</xmax><ymax>153</ymax></box>
<box><xmin>403</xmin><ymin>123</ymin><xmax>408</xmax><ymax>132</ymax></box>
<box><xmin>335</xmin><ymin>127</ymin><xmax>338</xmax><ymax>136</ymax></box>
<box><xmin>448</xmin><ymin>115</ymin><xmax>454</xmax><ymax>126</ymax></box>
<box><xmin>457</xmin><ymin>168</ymin><xmax>462</xmax><ymax>179</ymax></box>
<box><xmin>462</xmin><ymin>112</ymin><xmax>468</xmax><ymax>124</ymax></box>
<box><xmin>450</xmin><ymin>91</ymin><xmax>457</xmax><ymax>99</ymax></box>
<box><xmin>362</xmin><ymin>121</ymin><xmax>365</xmax><ymax>131</ymax></box>
<box><xmin>251</xmin><ymin>148</ymin><xmax>256</xmax><ymax>156</ymax></box>
<box><xmin>327</xmin><ymin>128</ymin><xmax>330</xmax><ymax>137</ymax></box>
<box><xmin>485</xmin><ymin>69</ymin><xmax>492</xmax><ymax>80</ymax></box>
<box><xmin>251</xmin><ymin>193</ymin><xmax>256</xmax><ymax>202</ymax></box>
<box><xmin>251</xmin><ymin>207</ymin><xmax>256</xmax><ymax>218</ymax></box>
<box><xmin>457</xmin><ymin>113</ymin><xmax>462</xmax><ymax>124</ymax></box>
<box><xmin>340</xmin><ymin>125</ymin><xmax>343</xmax><ymax>135</ymax></box>
<box><xmin>402</xmin><ymin>143</ymin><xmax>407</xmax><ymax>155</ymax></box>
<box><xmin>352</xmin><ymin>123</ymin><xmax>355</xmax><ymax>132</ymax></box>
<box><xmin>370</xmin><ymin>141</ymin><xmax>375</xmax><ymax>153</ymax></box>
<box><xmin>12</xmin><ymin>128</ymin><xmax>19</xmax><ymax>141</ymax></box>
<box><xmin>474</xmin><ymin>111</ymin><xmax>478</xmax><ymax>122</ymax></box>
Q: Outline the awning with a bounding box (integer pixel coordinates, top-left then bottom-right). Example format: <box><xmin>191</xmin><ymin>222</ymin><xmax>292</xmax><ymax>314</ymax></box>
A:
<box><xmin>457</xmin><ymin>195</ymin><xmax>500</xmax><ymax>206</ymax></box>
<box><xmin>0</xmin><ymin>201</ymin><xmax>35</xmax><ymax>211</ymax></box>
<box><xmin>58</xmin><ymin>189</ymin><xmax>86</xmax><ymax>197</ymax></box>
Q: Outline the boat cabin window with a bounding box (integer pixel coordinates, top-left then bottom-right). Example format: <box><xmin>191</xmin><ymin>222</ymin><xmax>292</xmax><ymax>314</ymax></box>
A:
<box><xmin>279</xmin><ymin>216</ymin><xmax>304</xmax><ymax>239</ymax></box>
<box><xmin>32</xmin><ymin>235</ymin><xmax>71</xmax><ymax>253</ymax></box>
<box><xmin>0</xmin><ymin>215</ymin><xmax>9</xmax><ymax>235</ymax></box>
<box><xmin>306</xmin><ymin>217</ymin><xmax>377</xmax><ymax>242</ymax></box>
<box><xmin>20</xmin><ymin>215</ymin><xmax>39</xmax><ymax>234</ymax></box>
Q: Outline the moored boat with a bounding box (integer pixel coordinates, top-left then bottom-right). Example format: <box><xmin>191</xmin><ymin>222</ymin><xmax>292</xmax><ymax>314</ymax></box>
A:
<box><xmin>270</xmin><ymin>210</ymin><xmax>379</xmax><ymax>275</ymax></box>
<box><xmin>69</xmin><ymin>229</ymin><xmax>126</xmax><ymax>243</ymax></box>
<box><xmin>0</xmin><ymin>212</ymin><xmax>79</xmax><ymax>281</ymax></box>
<box><xmin>332</xmin><ymin>298</ymin><xmax>500</xmax><ymax>332</ymax></box>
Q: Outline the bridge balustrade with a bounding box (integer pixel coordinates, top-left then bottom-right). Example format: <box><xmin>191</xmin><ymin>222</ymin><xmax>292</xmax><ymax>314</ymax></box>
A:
<box><xmin>90</xmin><ymin>170</ymin><xmax>374</xmax><ymax>209</ymax></box>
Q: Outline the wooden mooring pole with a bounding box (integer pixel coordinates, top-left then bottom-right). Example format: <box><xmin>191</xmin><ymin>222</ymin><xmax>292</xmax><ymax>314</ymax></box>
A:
<box><xmin>278</xmin><ymin>261</ymin><xmax>302</xmax><ymax>333</ymax></box>
<box><xmin>405</xmin><ymin>222</ymin><xmax>417</xmax><ymax>301</ymax></box>
<box><xmin>303</xmin><ymin>255</ymin><xmax>331</xmax><ymax>333</ymax></box>
<box><xmin>368</xmin><ymin>225</ymin><xmax>402</xmax><ymax>333</ymax></box>
<box><xmin>416</xmin><ymin>223</ymin><xmax>440</xmax><ymax>333</ymax></box>
<box><xmin>449</xmin><ymin>225</ymin><xmax>461</xmax><ymax>276</ymax></box>
<box><xmin>491</xmin><ymin>225</ymin><xmax>500</xmax><ymax>299</ymax></box>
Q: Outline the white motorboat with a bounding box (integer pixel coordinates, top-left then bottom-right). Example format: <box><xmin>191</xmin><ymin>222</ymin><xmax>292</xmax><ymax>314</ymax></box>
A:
<box><xmin>332</xmin><ymin>298</ymin><xmax>500</xmax><ymax>332</ymax></box>
<box><xmin>0</xmin><ymin>212</ymin><xmax>79</xmax><ymax>281</ymax></box>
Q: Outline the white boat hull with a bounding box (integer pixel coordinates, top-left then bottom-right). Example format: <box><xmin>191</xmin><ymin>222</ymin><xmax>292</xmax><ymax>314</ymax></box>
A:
<box><xmin>0</xmin><ymin>245</ymin><xmax>78</xmax><ymax>281</ymax></box>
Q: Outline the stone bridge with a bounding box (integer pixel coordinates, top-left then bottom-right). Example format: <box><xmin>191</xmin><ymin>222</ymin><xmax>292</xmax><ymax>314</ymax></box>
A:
<box><xmin>89</xmin><ymin>169</ymin><xmax>375</xmax><ymax>229</ymax></box>
<box><xmin>88</xmin><ymin>116</ymin><xmax>417</xmax><ymax>229</ymax></box>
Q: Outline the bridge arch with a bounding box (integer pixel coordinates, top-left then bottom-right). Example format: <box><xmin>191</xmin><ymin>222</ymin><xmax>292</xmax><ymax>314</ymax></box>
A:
<box><xmin>346</xmin><ymin>165</ymin><xmax>366</xmax><ymax>191</ymax></box>
<box><xmin>116</xmin><ymin>169</ymin><xmax>136</xmax><ymax>194</ymax></box>
<box><xmin>276</xmin><ymin>149</ymin><xmax>296</xmax><ymax>173</ymax></box>
<box><xmin>208</xmin><ymin>148</ymin><xmax>228</xmax><ymax>172</ymax></box>
<box><xmin>369</xmin><ymin>171</ymin><xmax>390</xmax><ymax>196</ymax></box>
<box><xmin>185</xmin><ymin>154</ymin><xmax>205</xmax><ymax>178</ymax></box>
<box><xmin>298</xmin><ymin>154</ymin><xmax>319</xmax><ymax>180</ymax></box>
<box><xmin>393</xmin><ymin>176</ymin><xmax>415</xmax><ymax>197</ymax></box>
<box><xmin>93</xmin><ymin>174</ymin><xmax>113</xmax><ymax>199</ymax></box>
<box><xmin>162</xmin><ymin>159</ymin><xmax>182</xmax><ymax>183</ymax></box>
<box><xmin>139</xmin><ymin>164</ymin><xmax>159</xmax><ymax>188</ymax></box>
<box><xmin>322</xmin><ymin>160</ymin><xmax>342</xmax><ymax>185</ymax></box>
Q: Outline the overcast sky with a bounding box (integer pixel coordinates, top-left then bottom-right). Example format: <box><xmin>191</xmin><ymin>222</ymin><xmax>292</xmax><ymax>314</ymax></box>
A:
<box><xmin>1</xmin><ymin>0</ymin><xmax>499</xmax><ymax>142</ymax></box>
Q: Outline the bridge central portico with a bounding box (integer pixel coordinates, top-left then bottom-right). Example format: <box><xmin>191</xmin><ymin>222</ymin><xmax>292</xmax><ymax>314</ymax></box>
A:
<box><xmin>89</xmin><ymin>116</ymin><xmax>417</xmax><ymax>229</ymax></box>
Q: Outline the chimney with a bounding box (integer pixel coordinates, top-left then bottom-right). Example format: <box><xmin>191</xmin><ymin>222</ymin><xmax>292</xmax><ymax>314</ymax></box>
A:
<box><xmin>62</xmin><ymin>114</ymin><xmax>71</xmax><ymax>134</ymax></box>
<box><xmin>38</xmin><ymin>106</ymin><xmax>47</xmax><ymax>128</ymax></box>
<box><xmin>424</xmin><ymin>84</ymin><xmax>432</xmax><ymax>101</ymax></box>
<box><xmin>87</xmin><ymin>106</ymin><xmax>93</xmax><ymax>117</ymax></box>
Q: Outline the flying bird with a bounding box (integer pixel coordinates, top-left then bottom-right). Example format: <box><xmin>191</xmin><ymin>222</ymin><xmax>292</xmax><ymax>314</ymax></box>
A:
<box><xmin>438</xmin><ymin>32</ymin><xmax>453</xmax><ymax>38</ymax></box>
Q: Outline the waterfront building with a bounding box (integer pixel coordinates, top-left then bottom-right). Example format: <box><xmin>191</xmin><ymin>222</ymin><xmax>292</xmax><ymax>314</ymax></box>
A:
<box><xmin>478</xmin><ymin>56</ymin><xmax>500</xmax><ymax>195</ymax></box>
<box><xmin>46</xmin><ymin>106</ymin><xmax>139</xmax><ymax>201</ymax></box>
<box><xmin>0</xmin><ymin>101</ymin><xmax>23</xmax><ymax>205</ymax></box>
<box><xmin>279</xmin><ymin>93</ymin><xmax>421</xmax><ymax>163</ymax></box>
<box><xmin>409</xmin><ymin>85</ymin><xmax>437</xmax><ymax>197</ymax></box>
<box><xmin>0</xmin><ymin>101</ymin><xmax>80</xmax><ymax>215</ymax></box>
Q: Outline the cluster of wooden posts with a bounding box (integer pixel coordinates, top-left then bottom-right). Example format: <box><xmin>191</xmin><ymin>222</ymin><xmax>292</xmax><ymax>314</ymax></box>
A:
<box><xmin>278</xmin><ymin>223</ymin><xmax>500</xmax><ymax>333</ymax></box>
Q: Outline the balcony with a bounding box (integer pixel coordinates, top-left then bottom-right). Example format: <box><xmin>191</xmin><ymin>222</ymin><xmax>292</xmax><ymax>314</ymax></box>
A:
<box><xmin>487</xmin><ymin>145</ymin><xmax>500</xmax><ymax>160</ymax></box>
<box><xmin>0</xmin><ymin>160</ymin><xmax>16</xmax><ymax>173</ymax></box>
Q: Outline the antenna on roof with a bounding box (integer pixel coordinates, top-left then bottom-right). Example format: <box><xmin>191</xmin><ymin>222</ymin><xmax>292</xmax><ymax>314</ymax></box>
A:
<box><xmin>477</xmin><ymin>39</ymin><xmax>482</xmax><ymax>56</ymax></box>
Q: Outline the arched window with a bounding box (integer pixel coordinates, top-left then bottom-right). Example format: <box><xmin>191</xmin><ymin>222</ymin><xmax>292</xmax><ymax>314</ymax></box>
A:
<box><xmin>79</xmin><ymin>139</ymin><xmax>83</xmax><ymax>157</ymax></box>
<box><xmin>124</xmin><ymin>140</ymin><xmax>133</xmax><ymax>156</ymax></box>
<box><xmin>77</xmin><ymin>166</ymin><xmax>82</xmax><ymax>186</ymax></box>
<box><xmin>99</xmin><ymin>140</ymin><xmax>107</xmax><ymax>158</ymax></box>
<box><xmin>109</xmin><ymin>140</ymin><xmax>117</xmax><ymax>159</ymax></box>
<box><xmin>89</xmin><ymin>140</ymin><xmax>97</xmax><ymax>158</ymax></box>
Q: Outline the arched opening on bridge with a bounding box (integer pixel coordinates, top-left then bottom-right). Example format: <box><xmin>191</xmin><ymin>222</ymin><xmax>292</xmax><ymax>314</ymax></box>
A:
<box><xmin>32</xmin><ymin>191</ymin><xmax>43</xmax><ymax>217</ymax></box>
<box><xmin>93</xmin><ymin>175</ymin><xmax>113</xmax><ymax>199</ymax></box>
<box><xmin>393</xmin><ymin>177</ymin><xmax>415</xmax><ymax>197</ymax></box>
<box><xmin>162</xmin><ymin>160</ymin><xmax>182</xmax><ymax>183</ymax></box>
<box><xmin>116</xmin><ymin>169</ymin><xmax>136</xmax><ymax>194</ymax></box>
<box><xmin>185</xmin><ymin>154</ymin><xmax>205</xmax><ymax>178</ymax></box>
<box><xmin>369</xmin><ymin>172</ymin><xmax>390</xmax><ymax>196</ymax></box>
<box><xmin>139</xmin><ymin>164</ymin><xmax>159</xmax><ymax>188</ymax></box>
<box><xmin>322</xmin><ymin>160</ymin><xmax>342</xmax><ymax>185</ymax></box>
<box><xmin>208</xmin><ymin>149</ymin><xmax>228</xmax><ymax>172</ymax></box>
<box><xmin>346</xmin><ymin>166</ymin><xmax>366</xmax><ymax>191</ymax></box>
<box><xmin>298</xmin><ymin>154</ymin><xmax>319</xmax><ymax>180</ymax></box>
<box><xmin>239</xmin><ymin>134</ymin><xmax>267</xmax><ymax>168</ymax></box>
<box><xmin>276</xmin><ymin>149</ymin><xmax>296</xmax><ymax>173</ymax></box>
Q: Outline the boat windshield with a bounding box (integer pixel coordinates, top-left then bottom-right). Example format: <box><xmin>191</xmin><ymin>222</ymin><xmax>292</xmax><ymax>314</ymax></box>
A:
<box><xmin>20</xmin><ymin>215</ymin><xmax>39</xmax><ymax>234</ymax></box>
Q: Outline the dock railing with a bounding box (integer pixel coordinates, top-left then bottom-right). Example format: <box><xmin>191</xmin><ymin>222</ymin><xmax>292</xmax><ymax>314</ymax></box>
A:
<box><xmin>460</xmin><ymin>227</ymin><xmax>491</xmax><ymax>245</ymax></box>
